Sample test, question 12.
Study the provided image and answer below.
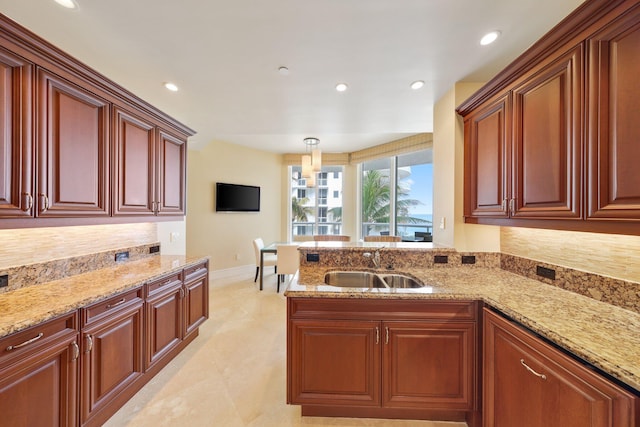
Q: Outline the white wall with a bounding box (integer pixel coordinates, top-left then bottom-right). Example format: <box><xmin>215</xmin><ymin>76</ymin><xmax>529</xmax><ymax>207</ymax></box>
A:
<box><xmin>186</xmin><ymin>141</ymin><xmax>282</xmax><ymax>273</ymax></box>
<box><xmin>433</xmin><ymin>82</ymin><xmax>501</xmax><ymax>252</ymax></box>
<box><xmin>157</xmin><ymin>220</ymin><xmax>186</xmax><ymax>255</ymax></box>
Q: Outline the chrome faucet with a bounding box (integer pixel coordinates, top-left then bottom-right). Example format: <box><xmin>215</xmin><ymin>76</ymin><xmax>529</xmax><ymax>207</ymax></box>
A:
<box><xmin>363</xmin><ymin>251</ymin><xmax>381</xmax><ymax>268</ymax></box>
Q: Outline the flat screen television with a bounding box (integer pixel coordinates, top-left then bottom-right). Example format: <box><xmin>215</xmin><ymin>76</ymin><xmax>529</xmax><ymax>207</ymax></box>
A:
<box><xmin>215</xmin><ymin>182</ymin><xmax>260</xmax><ymax>212</ymax></box>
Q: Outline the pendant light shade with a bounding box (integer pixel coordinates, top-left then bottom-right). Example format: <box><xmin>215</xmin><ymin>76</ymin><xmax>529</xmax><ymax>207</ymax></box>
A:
<box><xmin>301</xmin><ymin>154</ymin><xmax>312</xmax><ymax>178</ymax></box>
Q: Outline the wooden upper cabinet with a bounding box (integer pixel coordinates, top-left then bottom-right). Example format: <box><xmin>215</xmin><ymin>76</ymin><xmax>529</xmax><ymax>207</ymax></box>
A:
<box><xmin>113</xmin><ymin>106</ymin><xmax>156</xmax><ymax>216</ymax></box>
<box><xmin>587</xmin><ymin>5</ymin><xmax>640</xmax><ymax>221</ymax></box>
<box><xmin>157</xmin><ymin>129</ymin><xmax>186</xmax><ymax>216</ymax></box>
<box><xmin>464</xmin><ymin>93</ymin><xmax>511</xmax><ymax>218</ymax></box>
<box><xmin>511</xmin><ymin>45</ymin><xmax>583</xmax><ymax>219</ymax></box>
<box><xmin>36</xmin><ymin>69</ymin><xmax>110</xmax><ymax>217</ymax></box>
<box><xmin>0</xmin><ymin>48</ymin><xmax>33</xmax><ymax>218</ymax></box>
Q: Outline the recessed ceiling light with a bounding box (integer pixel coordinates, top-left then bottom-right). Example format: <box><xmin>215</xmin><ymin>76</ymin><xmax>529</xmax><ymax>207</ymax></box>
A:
<box><xmin>54</xmin><ymin>0</ymin><xmax>78</xmax><ymax>9</ymax></box>
<box><xmin>164</xmin><ymin>82</ymin><xmax>179</xmax><ymax>92</ymax></box>
<box><xmin>480</xmin><ymin>31</ymin><xmax>501</xmax><ymax>46</ymax></box>
<box><xmin>410</xmin><ymin>80</ymin><xmax>425</xmax><ymax>90</ymax></box>
<box><xmin>335</xmin><ymin>83</ymin><xmax>348</xmax><ymax>92</ymax></box>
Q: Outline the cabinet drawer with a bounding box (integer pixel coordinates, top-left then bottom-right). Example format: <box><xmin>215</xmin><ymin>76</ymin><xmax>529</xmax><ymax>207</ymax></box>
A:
<box><xmin>289</xmin><ymin>298</ymin><xmax>478</xmax><ymax>321</ymax></box>
<box><xmin>0</xmin><ymin>311</ymin><xmax>78</xmax><ymax>365</ymax></box>
<box><xmin>82</xmin><ymin>287</ymin><xmax>144</xmax><ymax>326</ymax></box>
<box><xmin>147</xmin><ymin>271</ymin><xmax>183</xmax><ymax>297</ymax></box>
<box><xmin>184</xmin><ymin>261</ymin><xmax>208</xmax><ymax>283</ymax></box>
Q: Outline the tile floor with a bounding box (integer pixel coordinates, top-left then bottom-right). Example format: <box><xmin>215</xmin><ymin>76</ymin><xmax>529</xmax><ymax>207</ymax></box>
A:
<box><xmin>104</xmin><ymin>273</ymin><xmax>468</xmax><ymax>427</ymax></box>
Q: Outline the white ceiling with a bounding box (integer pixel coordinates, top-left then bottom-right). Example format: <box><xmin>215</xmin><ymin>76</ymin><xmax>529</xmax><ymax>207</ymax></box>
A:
<box><xmin>0</xmin><ymin>0</ymin><xmax>585</xmax><ymax>153</ymax></box>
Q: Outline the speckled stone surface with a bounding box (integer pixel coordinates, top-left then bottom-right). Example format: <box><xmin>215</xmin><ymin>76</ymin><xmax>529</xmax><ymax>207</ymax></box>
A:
<box><xmin>0</xmin><ymin>254</ymin><xmax>209</xmax><ymax>338</ymax></box>
<box><xmin>0</xmin><ymin>243</ymin><xmax>162</xmax><ymax>294</ymax></box>
<box><xmin>502</xmin><ymin>254</ymin><xmax>640</xmax><ymax>314</ymax></box>
<box><xmin>286</xmin><ymin>265</ymin><xmax>640</xmax><ymax>393</ymax></box>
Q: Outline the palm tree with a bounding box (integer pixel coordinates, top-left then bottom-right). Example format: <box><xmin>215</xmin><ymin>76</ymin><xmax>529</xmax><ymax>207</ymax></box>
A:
<box><xmin>291</xmin><ymin>197</ymin><xmax>313</xmax><ymax>222</ymax></box>
<box><xmin>361</xmin><ymin>169</ymin><xmax>429</xmax><ymax>235</ymax></box>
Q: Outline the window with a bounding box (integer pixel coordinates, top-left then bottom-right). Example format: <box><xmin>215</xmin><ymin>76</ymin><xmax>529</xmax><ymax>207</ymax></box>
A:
<box><xmin>360</xmin><ymin>150</ymin><xmax>432</xmax><ymax>241</ymax></box>
<box><xmin>290</xmin><ymin>166</ymin><xmax>344</xmax><ymax>240</ymax></box>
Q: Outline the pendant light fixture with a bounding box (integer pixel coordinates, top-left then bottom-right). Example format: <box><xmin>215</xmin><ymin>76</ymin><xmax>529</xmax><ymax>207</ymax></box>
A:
<box><xmin>301</xmin><ymin>138</ymin><xmax>321</xmax><ymax>186</ymax></box>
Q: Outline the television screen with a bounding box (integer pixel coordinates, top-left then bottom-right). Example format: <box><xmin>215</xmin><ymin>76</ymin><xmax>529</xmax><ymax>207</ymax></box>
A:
<box><xmin>215</xmin><ymin>182</ymin><xmax>260</xmax><ymax>212</ymax></box>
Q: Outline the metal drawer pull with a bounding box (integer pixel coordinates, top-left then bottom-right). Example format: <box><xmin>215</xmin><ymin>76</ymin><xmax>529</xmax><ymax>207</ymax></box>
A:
<box><xmin>375</xmin><ymin>327</ymin><xmax>380</xmax><ymax>345</ymax></box>
<box><xmin>85</xmin><ymin>335</ymin><xmax>93</xmax><ymax>353</ymax></box>
<box><xmin>520</xmin><ymin>359</ymin><xmax>547</xmax><ymax>380</ymax></box>
<box><xmin>385</xmin><ymin>327</ymin><xmax>389</xmax><ymax>344</ymax></box>
<box><xmin>106</xmin><ymin>298</ymin><xmax>126</xmax><ymax>309</ymax></box>
<box><xmin>6</xmin><ymin>332</ymin><xmax>44</xmax><ymax>351</ymax></box>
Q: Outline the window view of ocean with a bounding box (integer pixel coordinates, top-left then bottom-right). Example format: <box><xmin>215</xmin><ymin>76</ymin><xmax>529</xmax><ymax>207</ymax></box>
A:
<box><xmin>398</xmin><ymin>213</ymin><xmax>433</xmax><ymax>237</ymax></box>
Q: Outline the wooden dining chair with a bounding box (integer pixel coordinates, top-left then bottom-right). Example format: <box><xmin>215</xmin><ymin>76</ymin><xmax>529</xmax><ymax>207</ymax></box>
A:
<box><xmin>313</xmin><ymin>235</ymin><xmax>351</xmax><ymax>242</ymax></box>
<box><xmin>364</xmin><ymin>235</ymin><xmax>402</xmax><ymax>242</ymax></box>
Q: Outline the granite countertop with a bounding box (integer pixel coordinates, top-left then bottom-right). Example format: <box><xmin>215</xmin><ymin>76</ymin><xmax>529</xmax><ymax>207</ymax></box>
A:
<box><xmin>285</xmin><ymin>266</ymin><xmax>640</xmax><ymax>393</ymax></box>
<box><xmin>0</xmin><ymin>255</ymin><xmax>209</xmax><ymax>338</ymax></box>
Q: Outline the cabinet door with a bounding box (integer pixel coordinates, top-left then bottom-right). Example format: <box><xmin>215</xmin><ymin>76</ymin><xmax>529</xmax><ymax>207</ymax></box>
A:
<box><xmin>382</xmin><ymin>321</ymin><xmax>475</xmax><ymax>410</ymax></box>
<box><xmin>464</xmin><ymin>93</ymin><xmax>510</xmax><ymax>218</ymax></box>
<box><xmin>146</xmin><ymin>283</ymin><xmax>183</xmax><ymax>369</ymax></box>
<box><xmin>113</xmin><ymin>106</ymin><xmax>156</xmax><ymax>215</ymax></box>
<box><xmin>0</xmin><ymin>335</ymin><xmax>78</xmax><ymax>427</ymax></box>
<box><xmin>183</xmin><ymin>270</ymin><xmax>209</xmax><ymax>337</ymax></box>
<box><xmin>512</xmin><ymin>45</ymin><xmax>583</xmax><ymax>219</ymax></box>
<box><xmin>36</xmin><ymin>69</ymin><xmax>110</xmax><ymax>217</ymax></box>
<box><xmin>0</xmin><ymin>48</ymin><xmax>33</xmax><ymax>218</ymax></box>
<box><xmin>81</xmin><ymin>301</ymin><xmax>144</xmax><ymax>424</ymax></box>
<box><xmin>587</xmin><ymin>5</ymin><xmax>640</xmax><ymax>220</ymax></box>
<box><xmin>157</xmin><ymin>129</ymin><xmax>186</xmax><ymax>216</ymax></box>
<box><xmin>484</xmin><ymin>309</ymin><xmax>637</xmax><ymax>427</ymax></box>
<box><xmin>288</xmin><ymin>319</ymin><xmax>381</xmax><ymax>406</ymax></box>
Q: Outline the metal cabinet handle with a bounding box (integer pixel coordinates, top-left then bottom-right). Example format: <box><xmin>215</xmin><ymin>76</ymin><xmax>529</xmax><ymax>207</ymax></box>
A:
<box><xmin>23</xmin><ymin>192</ymin><xmax>33</xmax><ymax>211</ymax></box>
<box><xmin>385</xmin><ymin>327</ymin><xmax>389</xmax><ymax>345</ymax></box>
<box><xmin>375</xmin><ymin>327</ymin><xmax>380</xmax><ymax>345</ymax></box>
<box><xmin>85</xmin><ymin>335</ymin><xmax>93</xmax><ymax>353</ymax></box>
<box><xmin>520</xmin><ymin>359</ymin><xmax>547</xmax><ymax>380</ymax></box>
<box><xmin>106</xmin><ymin>298</ymin><xmax>126</xmax><ymax>309</ymax></box>
<box><xmin>509</xmin><ymin>198</ymin><xmax>515</xmax><ymax>215</ymax></box>
<box><xmin>501</xmin><ymin>198</ymin><xmax>507</xmax><ymax>212</ymax></box>
<box><xmin>39</xmin><ymin>193</ymin><xmax>49</xmax><ymax>212</ymax></box>
<box><xmin>6</xmin><ymin>332</ymin><xmax>44</xmax><ymax>351</ymax></box>
<box><xmin>180</xmin><ymin>287</ymin><xmax>185</xmax><ymax>299</ymax></box>
<box><xmin>71</xmin><ymin>342</ymin><xmax>80</xmax><ymax>360</ymax></box>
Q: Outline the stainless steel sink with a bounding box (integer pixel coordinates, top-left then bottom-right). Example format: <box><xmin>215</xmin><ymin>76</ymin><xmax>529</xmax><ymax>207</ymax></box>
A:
<box><xmin>324</xmin><ymin>271</ymin><xmax>387</xmax><ymax>288</ymax></box>
<box><xmin>323</xmin><ymin>271</ymin><xmax>425</xmax><ymax>289</ymax></box>
<box><xmin>379</xmin><ymin>274</ymin><xmax>424</xmax><ymax>288</ymax></box>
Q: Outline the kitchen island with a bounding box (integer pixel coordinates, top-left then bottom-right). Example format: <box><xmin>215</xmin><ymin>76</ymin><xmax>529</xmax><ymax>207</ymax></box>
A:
<box><xmin>285</xmin><ymin>243</ymin><xmax>640</xmax><ymax>426</ymax></box>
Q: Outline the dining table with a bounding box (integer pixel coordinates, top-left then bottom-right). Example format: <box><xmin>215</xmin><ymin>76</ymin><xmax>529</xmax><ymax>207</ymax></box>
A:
<box><xmin>259</xmin><ymin>242</ymin><xmax>282</xmax><ymax>291</ymax></box>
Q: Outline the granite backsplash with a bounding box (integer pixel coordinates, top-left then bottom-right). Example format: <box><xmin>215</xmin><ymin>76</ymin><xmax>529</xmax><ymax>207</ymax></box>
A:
<box><xmin>299</xmin><ymin>246</ymin><xmax>640</xmax><ymax>315</ymax></box>
<box><xmin>0</xmin><ymin>242</ymin><xmax>161</xmax><ymax>293</ymax></box>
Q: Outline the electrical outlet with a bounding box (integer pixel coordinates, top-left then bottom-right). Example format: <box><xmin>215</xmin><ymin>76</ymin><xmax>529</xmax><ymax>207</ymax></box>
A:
<box><xmin>235</xmin><ymin>253</ymin><xmax>241</xmax><ymax>261</ymax></box>
<box><xmin>149</xmin><ymin>245</ymin><xmax>160</xmax><ymax>254</ymax></box>
<box><xmin>536</xmin><ymin>266</ymin><xmax>556</xmax><ymax>280</ymax></box>
<box><xmin>434</xmin><ymin>255</ymin><xmax>448</xmax><ymax>264</ymax></box>
<box><xmin>115</xmin><ymin>251</ymin><xmax>130</xmax><ymax>262</ymax></box>
<box><xmin>306</xmin><ymin>253</ymin><xmax>320</xmax><ymax>262</ymax></box>
<box><xmin>461</xmin><ymin>255</ymin><xmax>476</xmax><ymax>265</ymax></box>
<box><xmin>0</xmin><ymin>274</ymin><xmax>8</xmax><ymax>288</ymax></box>
<box><xmin>170</xmin><ymin>232</ymin><xmax>180</xmax><ymax>242</ymax></box>
<box><xmin>439</xmin><ymin>217</ymin><xmax>446</xmax><ymax>230</ymax></box>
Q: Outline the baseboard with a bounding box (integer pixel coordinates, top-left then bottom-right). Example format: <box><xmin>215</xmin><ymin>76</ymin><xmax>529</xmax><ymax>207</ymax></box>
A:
<box><xmin>209</xmin><ymin>264</ymin><xmax>254</xmax><ymax>282</ymax></box>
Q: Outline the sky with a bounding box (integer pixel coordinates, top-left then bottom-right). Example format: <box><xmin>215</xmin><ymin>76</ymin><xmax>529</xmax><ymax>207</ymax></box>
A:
<box><xmin>404</xmin><ymin>163</ymin><xmax>433</xmax><ymax>215</ymax></box>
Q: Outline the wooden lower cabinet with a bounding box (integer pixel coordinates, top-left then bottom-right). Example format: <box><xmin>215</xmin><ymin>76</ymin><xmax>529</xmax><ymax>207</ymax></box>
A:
<box><xmin>383</xmin><ymin>321</ymin><xmax>475</xmax><ymax>410</ymax></box>
<box><xmin>80</xmin><ymin>288</ymin><xmax>145</xmax><ymax>426</ymax></box>
<box><xmin>287</xmin><ymin>298</ymin><xmax>478</xmax><ymax>422</ymax></box>
<box><xmin>183</xmin><ymin>261</ymin><xmax>209</xmax><ymax>337</ymax></box>
<box><xmin>289</xmin><ymin>319</ymin><xmax>381</xmax><ymax>406</ymax></box>
<box><xmin>484</xmin><ymin>308</ymin><xmax>639</xmax><ymax>427</ymax></box>
<box><xmin>0</xmin><ymin>312</ymin><xmax>78</xmax><ymax>427</ymax></box>
<box><xmin>145</xmin><ymin>273</ymin><xmax>184</xmax><ymax>369</ymax></box>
